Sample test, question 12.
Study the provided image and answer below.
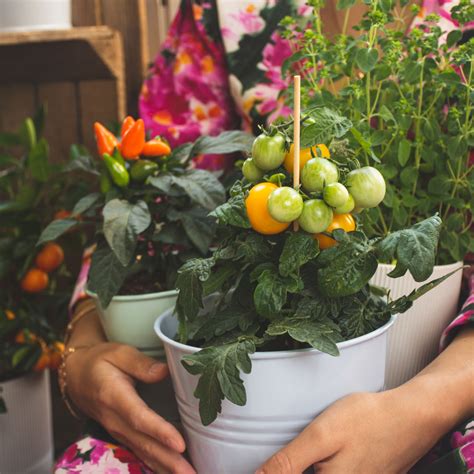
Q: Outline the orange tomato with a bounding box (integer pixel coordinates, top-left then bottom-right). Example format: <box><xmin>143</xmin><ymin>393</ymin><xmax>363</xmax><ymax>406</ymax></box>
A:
<box><xmin>48</xmin><ymin>341</ymin><xmax>65</xmax><ymax>370</ymax></box>
<box><xmin>35</xmin><ymin>243</ymin><xmax>64</xmax><ymax>273</ymax></box>
<box><xmin>21</xmin><ymin>268</ymin><xmax>49</xmax><ymax>293</ymax></box>
<box><xmin>245</xmin><ymin>182</ymin><xmax>290</xmax><ymax>235</ymax></box>
<box><xmin>314</xmin><ymin>213</ymin><xmax>356</xmax><ymax>250</ymax></box>
<box><xmin>54</xmin><ymin>209</ymin><xmax>71</xmax><ymax>220</ymax></box>
<box><xmin>34</xmin><ymin>352</ymin><xmax>51</xmax><ymax>372</ymax></box>
<box><xmin>283</xmin><ymin>143</ymin><xmax>330</xmax><ymax>174</ymax></box>
<box><xmin>5</xmin><ymin>309</ymin><xmax>15</xmax><ymax>320</ymax></box>
<box><xmin>15</xmin><ymin>330</ymin><xmax>37</xmax><ymax>344</ymax></box>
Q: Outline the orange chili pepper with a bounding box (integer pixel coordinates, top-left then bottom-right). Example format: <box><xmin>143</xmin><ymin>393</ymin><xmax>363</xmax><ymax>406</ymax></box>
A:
<box><xmin>94</xmin><ymin>122</ymin><xmax>118</xmax><ymax>157</ymax></box>
<box><xmin>142</xmin><ymin>138</ymin><xmax>172</xmax><ymax>157</ymax></box>
<box><xmin>121</xmin><ymin>116</ymin><xmax>136</xmax><ymax>138</ymax></box>
<box><xmin>120</xmin><ymin>119</ymin><xmax>145</xmax><ymax>159</ymax></box>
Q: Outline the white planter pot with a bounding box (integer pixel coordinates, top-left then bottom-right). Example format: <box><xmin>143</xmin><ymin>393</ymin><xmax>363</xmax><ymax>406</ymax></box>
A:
<box><xmin>371</xmin><ymin>261</ymin><xmax>463</xmax><ymax>389</ymax></box>
<box><xmin>0</xmin><ymin>0</ymin><xmax>71</xmax><ymax>32</ymax></box>
<box><xmin>89</xmin><ymin>289</ymin><xmax>178</xmax><ymax>359</ymax></box>
<box><xmin>155</xmin><ymin>310</ymin><xmax>395</xmax><ymax>474</ymax></box>
<box><xmin>0</xmin><ymin>370</ymin><xmax>53</xmax><ymax>473</ymax></box>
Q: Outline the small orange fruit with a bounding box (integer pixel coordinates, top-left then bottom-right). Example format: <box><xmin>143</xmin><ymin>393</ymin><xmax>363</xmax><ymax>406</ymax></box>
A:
<box><xmin>314</xmin><ymin>213</ymin><xmax>356</xmax><ymax>250</ymax></box>
<box><xmin>34</xmin><ymin>352</ymin><xmax>51</xmax><ymax>372</ymax></box>
<box><xmin>15</xmin><ymin>330</ymin><xmax>37</xmax><ymax>344</ymax></box>
<box><xmin>21</xmin><ymin>268</ymin><xmax>49</xmax><ymax>293</ymax></box>
<box><xmin>245</xmin><ymin>182</ymin><xmax>290</xmax><ymax>235</ymax></box>
<box><xmin>283</xmin><ymin>144</ymin><xmax>330</xmax><ymax>174</ymax></box>
<box><xmin>5</xmin><ymin>309</ymin><xmax>15</xmax><ymax>320</ymax></box>
<box><xmin>35</xmin><ymin>243</ymin><xmax>64</xmax><ymax>273</ymax></box>
<box><xmin>54</xmin><ymin>209</ymin><xmax>71</xmax><ymax>220</ymax></box>
<box><xmin>48</xmin><ymin>341</ymin><xmax>65</xmax><ymax>369</ymax></box>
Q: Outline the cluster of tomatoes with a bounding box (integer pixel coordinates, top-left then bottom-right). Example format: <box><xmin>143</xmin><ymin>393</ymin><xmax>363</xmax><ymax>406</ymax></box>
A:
<box><xmin>3</xmin><ymin>309</ymin><xmax>65</xmax><ymax>372</ymax></box>
<box><xmin>20</xmin><ymin>242</ymin><xmax>64</xmax><ymax>293</ymax></box>
<box><xmin>243</xmin><ymin>133</ymin><xmax>386</xmax><ymax>248</ymax></box>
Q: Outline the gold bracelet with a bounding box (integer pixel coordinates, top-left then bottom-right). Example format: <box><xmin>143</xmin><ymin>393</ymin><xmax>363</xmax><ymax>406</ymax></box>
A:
<box><xmin>58</xmin><ymin>346</ymin><xmax>91</xmax><ymax>420</ymax></box>
<box><xmin>59</xmin><ymin>299</ymin><xmax>97</xmax><ymax>419</ymax></box>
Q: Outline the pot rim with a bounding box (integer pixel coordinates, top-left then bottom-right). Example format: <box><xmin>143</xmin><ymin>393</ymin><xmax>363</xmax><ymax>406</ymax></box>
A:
<box><xmin>377</xmin><ymin>260</ymin><xmax>463</xmax><ymax>271</ymax></box>
<box><xmin>155</xmin><ymin>311</ymin><xmax>397</xmax><ymax>360</ymax></box>
<box><xmin>86</xmin><ymin>288</ymin><xmax>178</xmax><ymax>302</ymax></box>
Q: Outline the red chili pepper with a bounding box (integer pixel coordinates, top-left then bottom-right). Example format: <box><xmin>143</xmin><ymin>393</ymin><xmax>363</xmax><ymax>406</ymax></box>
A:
<box><xmin>120</xmin><ymin>119</ymin><xmax>145</xmax><ymax>160</ymax></box>
<box><xmin>121</xmin><ymin>116</ymin><xmax>136</xmax><ymax>138</ymax></box>
<box><xmin>94</xmin><ymin>122</ymin><xmax>118</xmax><ymax>157</ymax></box>
<box><xmin>142</xmin><ymin>138</ymin><xmax>171</xmax><ymax>157</ymax></box>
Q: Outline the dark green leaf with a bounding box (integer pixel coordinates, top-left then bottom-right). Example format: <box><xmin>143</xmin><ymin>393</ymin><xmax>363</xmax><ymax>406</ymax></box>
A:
<box><xmin>172</xmin><ymin>169</ymin><xmax>225</xmax><ymax>211</ymax></box>
<box><xmin>66</xmin><ymin>145</ymin><xmax>100</xmax><ymax>175</ymax></box>
<box><xmin>210</xmin><ymin>188</ymin><xmax>251</xmax><ymax>229</ymax></box>
<box><xmin>316</xmin><ymin>231</ymin><xmax>378</xmax><ymax>297</ymax></box>
<box><xmin>301</xmin><ymin>108</ymin><xmax>352</xmax><ymax>148</ymax></box>
<box><xmin>375</xmin><ymin>215</ymin><xmax>442</xmax><ymax>282</ymax></box>
<box><xmin>102</xmin><ymin>199</ymin><xmax>151</xmax><ymax>266</ymax></box>
<box><xmin>181</xmin><ymin>339</ymin><xmax>255</xmax><ymax>425</ymax></box>
<box><xmin>72</xmin><ymin>192</ymin><xmax>101</xmax><ymax>215</ymax></box>
<box><xmin>87</xmin><ymin>243</ymin><xmax>128</xmax><ymax>307</ymax></box>
<box><xmin>279</xmin><ymin>232</ymin><xmax>319</xmax><ymax>277</ymax></box>
<box><xmin>192</xmin><ymin>131</ymin><xmax>254</xmax><ymax>156</ymax></box>
<box><xmin>266</xmin><ymin>317</ymin><xmax>340</xmax><ymax>356</ymax></box>
<box><xmin>37</xmin><ymin>219</ymin><xmax>77</xmax><ymax>245</ymax></box>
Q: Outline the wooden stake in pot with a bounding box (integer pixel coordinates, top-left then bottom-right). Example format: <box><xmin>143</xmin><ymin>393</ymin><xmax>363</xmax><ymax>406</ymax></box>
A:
<box><xmin>293</xmin><ymin>75</ymin><xmax>301</xmax><ymax>231</ymax></box>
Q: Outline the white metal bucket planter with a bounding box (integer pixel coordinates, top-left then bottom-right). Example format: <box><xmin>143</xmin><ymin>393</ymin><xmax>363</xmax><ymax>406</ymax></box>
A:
<box><xmin>371</xmin><ymin>261</ymin><xmax>463</xmax><ymax>389</ymax></box>
<box><xmin>155</xmin><ymin>310</ymin><xmax>396</xmax><ymax>474</ymax></box>
<box><xmin>0</xmin><ymin>0</ymin><xmax>71</xmax><ymax>32</ymax></box>
<box><xmin>0</xmin><ymin>370</ymin><xmax>53</xmax><ymax>473</ymax></box>
<box><xmin>89</xmin><ymin>289</ymin><xmax>178</xmax><ymax>359</ymax></box>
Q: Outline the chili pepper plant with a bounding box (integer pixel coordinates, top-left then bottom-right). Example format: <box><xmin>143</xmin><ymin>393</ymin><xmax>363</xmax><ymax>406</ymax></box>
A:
<box><xmin>172</xmin><ymin>107</ymin><xmax>456</xmax><ymax>426</ymax></box>
<box><xmin>0</xmin><ymin>111</ymin><xmax>90</xmax><ymax>411</ymax></box>
<box><xmin>281</xmin><ymin>0</ymin><xmax>473</xmax><ymax>264</ymax></box>
<box><xmin>39</xmin><ymin>117</ymin><xmax>254</xmax><ymax>308</ymax></box>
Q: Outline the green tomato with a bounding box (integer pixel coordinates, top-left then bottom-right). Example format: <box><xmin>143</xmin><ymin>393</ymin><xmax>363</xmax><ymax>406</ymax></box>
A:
<box><xmin>242</xmin><ymin>158</ymin><xmax>265</xmax><ymax>182</ymax></box>
<box><xmin>267</xmin><ymin>186</ymin><xmax>303</xmax><ymax>223</ymax></box>
<box><xmin>301</xmin><ymin>158</ymin><xmax>338</xmax><ymax>193</ymax></box>
<box><xmin>252</xmin><ymin>133</ymin><xmax>286</xmax><ymax>171</ymax></box>
<box><xmin>334</xmin><ymin>194</ymin><xmax>355</xmax><ymax>214</ymax></box>
<box><xmin>297</xmin><ymin>199</ymin><xmax>333</xmax><ymax>233</ymax></box>
<box><xmin>346</xmin><ymin>166</ymin><xmax>386</xmax><ymax>208</ymax></box>
<box><xmin>323</xmin><ymin>182</ymin><xmax>350</xmax><ymax>208</ymax></box>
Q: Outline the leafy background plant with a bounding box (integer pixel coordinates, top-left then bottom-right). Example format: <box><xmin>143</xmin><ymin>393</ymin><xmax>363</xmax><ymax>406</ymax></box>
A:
<box><xmin>281</xmin><ymin>0</ymin><xmax>473</xmax><ymax>263</ymax></box>
<box><xmin>0</xmin><ymin>110</ymin><xmax>90</xmax><ymax>403</ymax></box>
<box><xmin>39</xmin><ymin>130</ymin><xmax>254</xmax><ymax>307</ymax></box>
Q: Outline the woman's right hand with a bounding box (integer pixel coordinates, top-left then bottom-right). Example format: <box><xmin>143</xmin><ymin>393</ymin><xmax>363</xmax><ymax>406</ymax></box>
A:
<box><xmin>66</xmin><ymin>342</ymin><xmax>196</xmax><ymax>474</ymax></box>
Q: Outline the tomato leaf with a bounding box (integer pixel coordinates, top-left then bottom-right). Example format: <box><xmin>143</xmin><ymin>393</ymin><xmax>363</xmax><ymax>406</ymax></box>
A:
<box><xmin>375</xmin><ymin>215</ymin><xmax>442</xmax><ymax>282</ymax></box>
<box><xmin>316</xmin><ymin>231</ymin><xmax>378</xmax><ymax>297</ymax></box>
<box><xmin>279</xmin><ymin>232</ymin><xmax>319</xmax><ymax>277</ymax></box>
<box><xmin>181</xmin><ymin>339</ymin><xmax>255</xmax><ymax>426</ymax></box>
<box><xmin>301</xmin><ymin>108</ymin><xmax>352</xmax><ymax>148</ymax></box>
<box><xmin>210</xmin><ymin>183</ymin><xmax>251</xmax><ymax>229</ymax></box>
<box><xmin>102</xmin><ymin>199</ymin><xmax>151</xmax><ymax>266</ymax></box>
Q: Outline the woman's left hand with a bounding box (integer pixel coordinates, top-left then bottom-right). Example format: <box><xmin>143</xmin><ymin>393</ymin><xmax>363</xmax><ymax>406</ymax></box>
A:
<box><xmin>256</xmin><ymin>389</ymin><xmax>441</xmax><ymax>474</ymax></box>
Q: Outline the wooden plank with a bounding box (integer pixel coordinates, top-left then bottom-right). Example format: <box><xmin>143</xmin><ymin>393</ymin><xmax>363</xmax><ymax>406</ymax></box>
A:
<box><xmin>79</xmin><ymin>79</ymin><xmax>119</xmax><ymax>152</ymax></box>
<box><xmin>0</xmin><ymin>27</ymin><xmax>123</xmax><ymax>84</ymax></box>
<box><xmin>156</xmin><ymin>0</ymin><xmax>169</xmax><ymax>49</ymax></box>
<box><xmin>37</xmin><ymin>82</ymin><xmax>79</xmax><ymax>164</ymax></box>
<box><xmin>71</xmin><ymin>0</ymin><xmax>102</xmax><ymax>26</ymax></box>
<box><xmin>0</xmin><ymin>84</ymin><xmax>36</xmax><ymax>133</ymax></box>
<box><xmin>146</xmin><ymin>0</ymin><xmax>160</xmax><ymax>63</ymax></box>
<box><xmin>101</xmin><ymin>0</ymin><xmax>144</xmax><ymax>116</ymax></box>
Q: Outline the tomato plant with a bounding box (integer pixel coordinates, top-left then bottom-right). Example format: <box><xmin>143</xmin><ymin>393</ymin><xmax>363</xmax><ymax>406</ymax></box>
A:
<box><xmin>251</xmin><ymin>133</ymin><xmax>286</xmax><ymax>171</ymax></box>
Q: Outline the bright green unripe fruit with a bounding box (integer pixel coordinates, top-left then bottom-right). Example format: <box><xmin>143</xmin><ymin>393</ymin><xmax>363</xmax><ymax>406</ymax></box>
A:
<box><xmin>301</xmin><ymin>158</ymin><xmax>339</xmax><ymax>193</ymax></box>
<box><xmin>323</xmin><ymin>182</ymin><xmax>350</xmax><ymax>208</ymax></box>
<box><xmin>242</xmin><ymin>158</ymin><xmax>265</xmax><ymax>182</ymax></box>
<box><xmin>267</xmin><ymin>186</ymin><xmax>304</xmax><ymax>223</ymax></box>
<box><xmin>345</xmin><ymin>166</ymin><xmax>386</xmax><ymax>208</ymax></box>
<box><xmin>334</xmin><ymin>194</ymin><xmax>355</xmax><ymax>214</ymax></box>
<box><xmin>297</xmin><ymin>199</ymin><xmax>333</xmax><ymax>233</ymax></box>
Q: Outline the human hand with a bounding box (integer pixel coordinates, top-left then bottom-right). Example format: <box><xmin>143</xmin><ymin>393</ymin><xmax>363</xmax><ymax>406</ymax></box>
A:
<box><xmin>66</xmin><ymin>342</ymin><xmax>196</xmax><ymax>474</ymax></box>
<box><xmin>256</xmin><ymin>390</ymin><xmax>444</xmax><ymax>474</ymax></box>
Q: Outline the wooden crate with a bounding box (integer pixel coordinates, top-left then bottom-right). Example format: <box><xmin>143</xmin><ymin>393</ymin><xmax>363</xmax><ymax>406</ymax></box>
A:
<box><xmin>72</xmin><ymin>0</ymin><xmax>180</xmax><ymax>115</ymax></box>
<box><xmin>0</xmin><ymin>27</ymin><xmax>125</xmax><ymax>162</ymax></box>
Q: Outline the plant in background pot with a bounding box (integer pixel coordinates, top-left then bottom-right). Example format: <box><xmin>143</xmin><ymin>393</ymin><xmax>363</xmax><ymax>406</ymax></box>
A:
<box><xmin>154</xmin><ymin>105</ymin><xmax>459</xmax><ymax>474</ymax></box>
<box><xmin>39</xmin><ymin>116</ymin><xmax>253</xmax><ymax>356</ymax></box>
<box><xmin>0</xmin><ymin>111</ymin><xmax>89</xmax><ymax>473</ymax></box>
<box><xmin>281</xmin><ymin>0</ymin><xmax>473</xmax><ymax>386</ymax></box>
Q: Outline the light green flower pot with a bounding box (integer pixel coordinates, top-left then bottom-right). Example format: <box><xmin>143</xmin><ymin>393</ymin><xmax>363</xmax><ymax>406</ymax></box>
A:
<box><xmin>87</xmin><ymin>289</ymin><xmax>178</xmax><ymax>359</ymax></box>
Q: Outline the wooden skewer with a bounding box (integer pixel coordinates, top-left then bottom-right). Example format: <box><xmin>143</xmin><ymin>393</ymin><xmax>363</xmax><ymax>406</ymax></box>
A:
<box><xmin>293</xmin><ymin>75</ymin><xmax>301</xmax><ymax>231</ymax></box>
